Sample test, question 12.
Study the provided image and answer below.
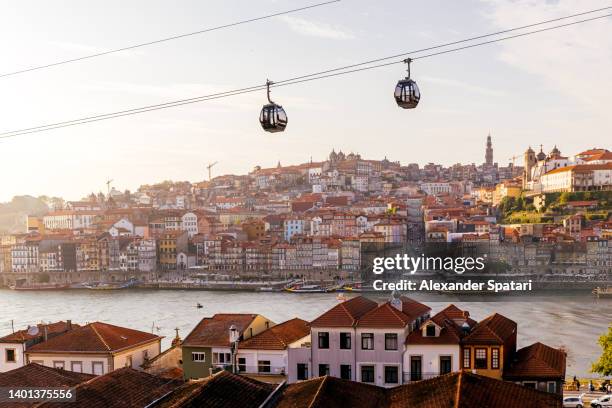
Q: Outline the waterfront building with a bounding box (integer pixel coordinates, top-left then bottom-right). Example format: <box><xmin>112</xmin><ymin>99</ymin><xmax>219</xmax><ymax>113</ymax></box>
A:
<box><xmin>236</xmin><ymin>318</ymin><xmax>310</xmax><ymax>383</ymax></box>
<box><xmin>460</xmin><ymin>313</ymin><xmax>517</xmax><ymax>380</ymax></box>
<box><xmin>24</xmin><ymin>322</ymin><xmax>162</xmax><ymax>375</ymax></box>
<box><xmin>181</xmin><ymin>313</ymin><xmax>275</xmax><ymax>381</ymax></box>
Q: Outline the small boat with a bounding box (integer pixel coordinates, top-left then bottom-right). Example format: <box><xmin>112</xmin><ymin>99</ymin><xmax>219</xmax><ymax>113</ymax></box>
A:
<box><xmin>284</xmin><ymin>284</ymin><xmax>328</xmax><ymax>293</ymax></box>
<box><xmin>257</xmin><ymin>286</ymin><xmax>276</xmax><ymax>292</ymax></box>
<box><xmin>344</xmin><ymin>281</ymin><xmax>364</xmax><ymax>292</ymax></box>
<box><xmin>9</xmin><ymin>283</ymin><xmax>69</xmax><ymax>291</ymax></box>
<box><xmin>593</xmin><ymin>287</ymin><xmax>612</xmax><ymax>298</ymax></box>
<box><xmin>196</xmin><ymin>303</ymin><xmax>203</xmax><ymax>309</ymax></box>
<box><xmin>85</xmin><ymin>280</ymin><xmax>137</xmax><ymax>290</ymax></box>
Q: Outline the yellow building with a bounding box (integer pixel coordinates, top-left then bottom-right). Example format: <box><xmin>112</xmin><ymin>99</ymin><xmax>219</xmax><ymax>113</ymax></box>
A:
<box><xmin>461</xmin><ymin>313</ymin><xmax>517</xmax><ymax>380</ymax></box>
<box><xmin>493</xmin><ymin>181</ymin><xmax>522</xmax><ymax>206</ymax></box>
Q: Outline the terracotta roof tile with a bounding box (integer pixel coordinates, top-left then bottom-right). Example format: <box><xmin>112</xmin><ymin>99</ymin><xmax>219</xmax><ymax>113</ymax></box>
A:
<box><xmin>182</xmin><ymin>314</ymin><xmax>258</xmax><ymax>348</ymax></box>
<box><xmin>25</xmin><ymin>322</ymin><xmax>161</xmax><ymax>354</ymax></box>
<box><xmin>0</xmin><ymin>363</ymin><xmax>93</xmax><ymax>388</ymax></box>
<box><xmin>153</xmin><ymin>370</ymin><xmax>274</xmax><ymax>408</ymax></box>
<box><xmin>239</xmin><ymin>318</ymin><xmax>309</xmax><ymax>350</ymax></box>
<box><xmin>310</xmin><ymin>296</ymin><xmax>378</xmax><ymax>328</ymax></box>
<box><xmin>389</xmin><ymin>371</ymin><xmax>561</xmax><ymax>408</ymax></box>
<box><xmin>463</xmin><ymin>313</ymin><xmax>516</xmax><ymax>345</ymax></box>
<box><xmin>503</xmin><ymin>342</ymin><xmax>567</xmax><ymax>380</ymax></box>
<box><xmin>37</xmin><ymin>368</ymin><xmax>182</xmax><ymax>408</ymax></box>
<box><xmin>356</xmin><ymin>303</ymin><xmax>413</xmax><ymax>328</ymax></box>
<box><xmin>0</xmin><ymin>321</ymin><xmax>79</xmax><ymax>344</ymax></box>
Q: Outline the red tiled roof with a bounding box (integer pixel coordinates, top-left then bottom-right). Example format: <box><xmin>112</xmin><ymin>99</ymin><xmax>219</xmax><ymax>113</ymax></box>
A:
<box><xmin>0</xmin><ymin>363</ymin><xmax>94</xmax><ymax>387</ymax></box>
<box><xmin>239</xmin><ymin>318</ymin><xmax>309</xmax><ymax>350</ymax></box>
<box><xmin>310</xmin><ymin>296</ymin><xmax>378</xmax><ymax>328</ymax></box>
<box><xmin>182</xmin><ymin>314</ymin><xmax>258</xmax><ymax>348</ymax></box>
<box><xmin>503</xmin><ymin>342</ymin><xmax>566</xmax><ymax>380</ymax></box>
<box><xmin>397</xmin><ymin>296</ymin><xmax>431</xmax><ymax>321</ymax></box>
<box><xmin>357</xmin><ymin>303</ymin><xmax>413</xmax><ymax>328</ymax></box>
<box><xmin>406</xmin><ymin>305</ymin><xmax>474</xmax><ymax>346</ymax></box>
<box><xmin>389</xmin><ymin>371</ymin><xmax>561</xmax><ymax>408</ymax></box>
<box><xmin>274</xmin><ymin>376</ymin><xmax>388</xmax><ymax>408</ymax></box>
<box><xmin>154</xmin><ymin>370</ymin><xmax>275</xmax><ymax>408</ymax></box>
<box><xmin>0</xmin><ymin>321</ymin><xmax>79</xmax><ymax>344</ymax></box>
<box><xmin>37</xmin><ymin>368</ymin><xmax>182</xmax><ymax>408</ymax></box>
<box><xmin>25</xmin><ymin>322</ymin><xmax>161</xmax><ymax>354</ymax></box>
<box><xmin>463</xmin><ymin>313</ymin><xmax>517</xmax><ymax>345</ymax></box>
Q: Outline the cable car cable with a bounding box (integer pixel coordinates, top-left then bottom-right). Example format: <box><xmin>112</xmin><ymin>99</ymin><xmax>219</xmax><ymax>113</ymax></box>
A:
<box><xmin>0</xmin><ymin>0</ymin><xmax>341</xmax><ymax>79</ymax></box>
<box><xmin>1</xmin><ymin>9</ymin><xmax>610</xmax><ymax>139</ymax></box>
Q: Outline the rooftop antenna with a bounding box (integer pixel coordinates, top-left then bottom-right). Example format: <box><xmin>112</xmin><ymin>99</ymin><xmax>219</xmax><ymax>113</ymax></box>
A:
<box><xmin>206</xmin><ymin>162</ymin><xmax>218</xmax><ymax>181</ymax></box>
<box><xmin>106</xmin><ymin>179</ymin><xmax>114</xmax><ymax>196</ymax></box>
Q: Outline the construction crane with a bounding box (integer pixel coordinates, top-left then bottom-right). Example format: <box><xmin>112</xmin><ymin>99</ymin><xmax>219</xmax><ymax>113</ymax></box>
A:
<box><xmin>206</xmin><ymin>162</ymin><xmax>218</xmax><ymax>181</ymax></box>
<box><xmin>508</xmin><ymin>155</ymin><xmax>521</xmax><ymax>166</ymax></box>
<box><xmin>105</xmin><ymin>179</ymin><xmax>114</xmax><ymax>196</ymax></box>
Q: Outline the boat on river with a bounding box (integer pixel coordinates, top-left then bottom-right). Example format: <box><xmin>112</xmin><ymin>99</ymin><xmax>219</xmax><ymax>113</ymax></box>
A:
<box><xmin>9</xmin><ymin>283</ymin><xmax>69</xmax><ymax>291</ymax></box>
<box><xmin>284</xmin><ymin>284</ymin><xmax>332</xmax><ymax>293</ymax></box>
<box><xmin>593</xmin><ymin>286</ymin><xmax>612</xmax><ymax>298</ymax></box>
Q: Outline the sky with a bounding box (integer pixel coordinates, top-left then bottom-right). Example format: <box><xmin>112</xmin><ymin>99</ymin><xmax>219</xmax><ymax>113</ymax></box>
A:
<box><xmin>0</xmin><ymin>0</ymin><xmax>610</xmax><ymax>201</ymax></box>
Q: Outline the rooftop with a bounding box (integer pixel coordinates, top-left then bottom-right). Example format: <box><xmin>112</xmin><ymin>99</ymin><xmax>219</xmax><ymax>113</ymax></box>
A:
<box><xmin>182</xmin><ymin>314</ymin><xmax>259</xmax><ymax>348</ymax></box>
<box><xmin>239</xmin><ymin>318</ymin><xmax>309</xmax><ymax>350</ymax></box>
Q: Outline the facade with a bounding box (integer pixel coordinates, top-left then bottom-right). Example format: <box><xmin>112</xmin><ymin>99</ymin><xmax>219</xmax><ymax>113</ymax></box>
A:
<box><xmin>181</xmin><ymin>313</ymin><xmax>274</xmax><ymax>380</ymax></box>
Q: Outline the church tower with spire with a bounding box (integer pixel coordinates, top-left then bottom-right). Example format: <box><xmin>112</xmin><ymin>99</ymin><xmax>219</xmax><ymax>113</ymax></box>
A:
<box><xmin>485</xmin><ymin>133</ymin><xmax>493</xmax><ymax>166</ymax></box>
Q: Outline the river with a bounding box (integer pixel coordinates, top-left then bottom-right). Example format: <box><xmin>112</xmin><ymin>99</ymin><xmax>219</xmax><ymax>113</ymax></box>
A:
<box><xmin>0</xmin><ymin>289</ymin><xmax>610</xmax><ymax>377</ymax></box>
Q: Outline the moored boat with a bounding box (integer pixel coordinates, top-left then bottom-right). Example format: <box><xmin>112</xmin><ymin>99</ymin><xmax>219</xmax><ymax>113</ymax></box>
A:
<box><xmin>593</xmin><ymin>286</ymin><xmax>612</xmax><ymax>298</ymax></box>
<box><xmin>9</xmin><ymin>283</ymin><xmax>69</xmax><ymax>291</ymax></box>
<box><xmin>284</xmin><ymin>284</ymin><xmax>330</xmax><ymax>293</ymax></box>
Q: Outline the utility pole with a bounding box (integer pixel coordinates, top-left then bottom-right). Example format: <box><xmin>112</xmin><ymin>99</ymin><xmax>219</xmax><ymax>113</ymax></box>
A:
<box><xmin>106</xmin><ymin>179</ymin><xmax>114</xmax><ymax>196</ymax></box>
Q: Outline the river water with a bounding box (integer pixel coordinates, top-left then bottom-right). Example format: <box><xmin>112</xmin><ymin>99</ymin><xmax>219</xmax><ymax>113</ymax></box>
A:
<box><xmin>0</xmin><ymin>289</ymin><xmax>610</xmax><ymax>377</ymax></box>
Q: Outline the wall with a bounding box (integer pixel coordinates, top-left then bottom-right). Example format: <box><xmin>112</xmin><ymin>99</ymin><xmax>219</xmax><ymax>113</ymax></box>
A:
<box><xmin>25</xmin><ymin>352</ymin><xmax>112</xmax><ymax>375</ymax></box>
<box><xmin>182</xmin><ymin>346</ymin><xmax>211</xmax><ymax>380</ymax></box>
<box><xmin>403</xmin><ymin>344</ymin><xmax>460</xmax><ymax>378</ymax></box>
<box><xmin>112</xmin><ymin>340</ymin><xmax>161</xmax><ymax>371</ymax></box>
<box><xmin>355</xmin><ymin>327</ymin><xmax>406</xmax><ymax>387</ymax></box>
<box><xmin>0</xmin><ymin>342</ymin><xmax>25</xmax><ymax>372</ymax></box>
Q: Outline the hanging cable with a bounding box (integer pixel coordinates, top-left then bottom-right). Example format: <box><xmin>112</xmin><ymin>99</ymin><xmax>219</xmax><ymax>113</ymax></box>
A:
<box><xmin>1</xmin><ymin>9</ymin><xmax>610</xmax><ymax>139</ymax></box>
<box><xmin>0</xmin><ymin>0</ymin><xmax>341</xmax><ymax>79</ymax></box>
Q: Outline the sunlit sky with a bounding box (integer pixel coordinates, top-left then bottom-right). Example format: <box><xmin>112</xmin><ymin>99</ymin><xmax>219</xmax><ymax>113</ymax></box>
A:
<box><xmin>0</xmin><ymin>0</ymin><xmax>611</xmax><ymax>201</ymax></box>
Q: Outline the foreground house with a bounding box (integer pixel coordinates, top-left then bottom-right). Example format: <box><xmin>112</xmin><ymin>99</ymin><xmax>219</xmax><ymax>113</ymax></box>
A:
<box><xmin>0</xmin><ymin>321</ymin><xmax>78</xmax><ymax>373</ymax></box>
<box><xmin>310</xmin><ymin>295</ymin><xmax>430</xmax><ymax>386</ymax></box>
<box><xmin>503</xmin><ymin>342</ymin><xmax>566</xmax><ymax>395</ymax></box>
<box><xmin>0</xmin><ymin>362</ymin><xmax>94</xmax><ymax>388</ymax></box>
<box><xmin>24</xmin><ymin>322</ymin><xmax>163</xmax><ymax>375</ymax></box>
<box><xmin>181</xmin><ymin>313</ymin><xmax>274</xmax><ymax>380</ymax></box>
<box><xmin>404</xmin><ymin>304</ymin><xmax>476</xmax><ymax>382</ymax></box>
<box><xmin>237</xmin><ymin>317</ymin><xmax>310</xmax><ymax>383</ymax></box>
<box><xmin>147</xmin><ymin>369</ymin><xmax>561</xmax><ymax>408</ymax></box>
<box><xmin>461</xmin><ymin>313</ymin><xmax>517</xmax><ymax>379</ymax></box>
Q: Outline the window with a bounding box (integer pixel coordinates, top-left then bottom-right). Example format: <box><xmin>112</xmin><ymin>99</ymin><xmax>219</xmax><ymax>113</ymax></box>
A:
<box><xmin>361</xmin><ymin>365</ymin><xmax>375</xmax><ymax>383</ymax></box>
<box><xmin>142</xmin><ymin>350</ymin><xmax>149</xmax><ymax>361</ymax></box>
<box><xmin>258</xmin><ymin>360</ymin><xmax>271</xmax><ymax>373</ymax></box>
<box><xmin>318</xmin><ymin>332</ymin><xmax>329</xmax><ymax>349</ymax></box>
<box><xmin>238</xmin><ymin>358</ymin><xmax>246</xmax><ymax>372</ymax></box>
<box><xmin>440</xmin><ymin>356</ymin><xmax>452</xmax><ymax>375</ymax></box>
<box><xmin>491</xmin><ymin>348</ymin><xmax>500</xmax><ymax>369</ymax></box>
<box><xmin>463</xmin><ymin>348</ymin><xmax>471</xmax><ymax>369</ymax></box>
<box><xmin>547</xmin><ymin>382</ymin><xmax>556</xmax><ymax>393</ymax></box>
<box><xmin>297</xmin><ymin>363</ymin><xmax>308</xmax><ymax>380</ymax></box>
<box><xmin>384</xmin><ymin>366</ymin><xmax>399</xmax><ymax>384</ymax></box>
<box><xmin>475</xmin><ymin>348</ymin><xmax>487</xmax><ymax>369</ymax></box>
<box><xmin>340</xmin><ymin>364</ymin><xmax>352</xmax><ymax>380</ymax></box>
<box><xmin>53</xmin><ymin>361</ymin><xmax>65</xmax><ymax>370</ymax></box>
<box><xmin>523</xmin><ymin>381</ymin><xmax>537</xmax><ymax>389</ymax></box>
<box><xmin>92</xmin><ymin>361</ymin><xmax>104</xmax><ymax>375</ymax></box>
<box><xmin>385</xmin><ymin>333</ymin><xmax>398</xmax><ymax>350</ymax></box>
<box><xmin>125</xmin><ymin>355</ymin><xmax>133</xmax><ymax>368</ymax></box>
<box><xmin>318</xmin><ymin>364</ymin><xmax>329</xmax><ymax>377</ymax></box>
<box><xmin>213</xmin><ymin>352</ymin><xmax>231</xmax><ymax>365</ymax></box>
<box><xmin>361</xmin><ymin>333</ymin><xmax>374</xmax><ymax>350</ymax></box>
<box><xmin>426</xmin><ymin>324</ymin><xmax>436</xmax><ymax>337</ymax></box>
<box><xmin>192</xmin><ymin>352</ymin><xmax>206</xmax><ymax>363</ymax></box>
<box><xmin>5</xmin><ymin>349</ymin><xmax>16</xmax><ymax>363</ymax></box>
<box><xmin>340</xmin><ymin>332</ymin><xmax>351</xmax><ymax>349</ymax></box>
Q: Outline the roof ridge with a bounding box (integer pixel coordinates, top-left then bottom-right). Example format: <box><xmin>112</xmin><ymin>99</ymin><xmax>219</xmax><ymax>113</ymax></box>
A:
<box><xmin>89</xmin><ymin>322</ymin><xmax>111</xmax><ymax>351</ymax></box>
<box><xmin>385</xmin><ymin>303</ymin><xmax>410</xmax><ymax>324</ymax></box>
<box><xmin>454</xmin><ymin>371</ymin><xmax>463</xmax><ymax>408</ymax></box>
<box><xmin>308</xmin><ymin>376</ymin><xmax>328</xmax><ymax>408</ymax></box>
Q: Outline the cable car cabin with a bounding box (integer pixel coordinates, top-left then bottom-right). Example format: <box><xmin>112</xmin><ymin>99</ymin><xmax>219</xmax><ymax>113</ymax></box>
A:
<box><xmin>394</xmin><ymin>79</ymin><xmax>420</xmax><ymax>109</ymax></box>
<box><xmin>259</xmin><ymin>103</ymin><xmax>287</xmax><ymax>132</ymax></box>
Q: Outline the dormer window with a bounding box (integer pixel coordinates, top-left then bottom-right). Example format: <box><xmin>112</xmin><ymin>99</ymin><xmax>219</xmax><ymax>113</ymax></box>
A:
<box><xmin>425</xmin><ymin>324</ymin><xmax>436</xmax><ymax>337</ymax></box>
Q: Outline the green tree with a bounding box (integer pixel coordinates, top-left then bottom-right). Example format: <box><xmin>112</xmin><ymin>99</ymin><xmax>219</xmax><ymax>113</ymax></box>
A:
<box><xmin>592</xmin><ymin>324</ymin><xmax>612</xmax><ymax>376</ymax></box>
<box><xmin>559</xmin><ymin>192</ymin><xmax>571</xmax><ymax>205</ymax></box>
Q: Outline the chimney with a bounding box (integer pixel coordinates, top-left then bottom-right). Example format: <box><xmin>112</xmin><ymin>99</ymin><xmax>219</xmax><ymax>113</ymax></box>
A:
<box><xmin>229</xmin><ymin>325</ymin><xmax>239</xmax><ymax>344</ymax></box>
<box><xmin>44</xmin><ymin>325</ymin><xmax>48</xmax><ymax>342</ymax></box>
<box><xmin>67</xmin><ymin>320</ymin><xmax>72</xmax><ymax>331</ymax></box>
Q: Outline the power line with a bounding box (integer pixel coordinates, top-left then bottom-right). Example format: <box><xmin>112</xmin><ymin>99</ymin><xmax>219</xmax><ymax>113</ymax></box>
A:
<box><xmin>0</xmin><ymin>0</ymin><xmax>341</xmax><ymax>79</ymax></box>
<box><xmin>1</xmin><ymin>9</ymin><xmax>611</xmax><ymax>140</ymax></box>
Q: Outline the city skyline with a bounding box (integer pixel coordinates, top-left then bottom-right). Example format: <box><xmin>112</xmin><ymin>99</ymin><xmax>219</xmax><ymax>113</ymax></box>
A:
<box><xmin>1</xmin><ymin>0</ymin><xmax>611</xmax><ymax>201</ymax></box>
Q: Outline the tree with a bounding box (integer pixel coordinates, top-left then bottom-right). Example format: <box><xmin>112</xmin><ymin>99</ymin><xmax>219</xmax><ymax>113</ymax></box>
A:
<box><xmin>559</xmin><ymin>192</ymin><xmax>571</xmax><ymax>205</ymax></box>
<box><xmin>591</xmin><ymin>324</ymin><xmax>612</xmax><ymax>376</ymax></box>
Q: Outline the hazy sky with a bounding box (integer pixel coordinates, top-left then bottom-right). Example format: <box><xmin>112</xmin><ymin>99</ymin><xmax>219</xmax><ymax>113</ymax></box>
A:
<box><xmin>0</xmin><ymin>0</ymin><xmax>610</xmax><ymax>201</ymax></box>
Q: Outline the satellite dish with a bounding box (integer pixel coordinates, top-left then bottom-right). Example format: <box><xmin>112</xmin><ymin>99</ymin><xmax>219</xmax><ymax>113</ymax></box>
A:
<box><xmin>27</xmin><ymin>325</ymin><xmax>40</xmax><ymax>336</ymax></box>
